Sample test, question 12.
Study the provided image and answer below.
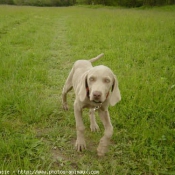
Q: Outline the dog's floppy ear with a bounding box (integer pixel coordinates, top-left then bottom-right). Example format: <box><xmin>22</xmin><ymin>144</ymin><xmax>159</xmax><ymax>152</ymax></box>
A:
<box><xmin>110</xmin><ymin>75</ymin><xmax>121</xmax><ymax>106</ymax></box>
<box><xmin>77</xmin><ymin>72</ymin><xmax>88</xmax><ymax>102</ymax></box>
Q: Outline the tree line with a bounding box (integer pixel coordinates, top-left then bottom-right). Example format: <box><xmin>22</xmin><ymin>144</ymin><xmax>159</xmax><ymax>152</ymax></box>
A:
<box><xmin>0</xmin><ymin>0</ymin><xmax>174</xmax><ymax>7</ymax></box>
<box><xmin>0</xmin><ymin>0</ymin><xmax>75</xmax><ymax>6</ymax></box>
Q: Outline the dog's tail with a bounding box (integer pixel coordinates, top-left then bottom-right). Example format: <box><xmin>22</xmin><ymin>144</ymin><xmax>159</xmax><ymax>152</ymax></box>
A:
<box><xmin>89</xmin><ymin>53</ymin><xmax>104</xmax><ymax>63</ymax></box>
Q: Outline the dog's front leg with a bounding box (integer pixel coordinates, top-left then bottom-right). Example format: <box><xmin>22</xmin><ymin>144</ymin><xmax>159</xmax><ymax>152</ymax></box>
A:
<box><xmin>89</xmin><ymin>109</ymin><xmax>99</xmax><ymax>132</ymax></box>
<box><xmin>74</xmin><ymin>101</ymin><xmax>86</xmax><ymax>152</ymax></box>
<box><xmin>97</xmin><ymin>109</ymin><xmax>113</xmax><ymax>156</ymax></box>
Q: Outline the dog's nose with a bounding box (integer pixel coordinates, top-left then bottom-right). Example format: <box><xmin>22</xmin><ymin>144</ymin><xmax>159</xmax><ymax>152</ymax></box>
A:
<box><xmin>93</xmin><ymin>91</ymin><xmax>102</xmax><ymax>99</ymax></box>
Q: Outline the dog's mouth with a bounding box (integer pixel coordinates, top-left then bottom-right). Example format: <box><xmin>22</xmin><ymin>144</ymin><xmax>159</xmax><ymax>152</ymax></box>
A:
<box><xmin>90</xmin><ymin>94</ymin><xmax>104</xmax><ymax>104</ymax></box>
<box><xmin>90</xmin><ymin>95</ymin><xmax>103</xmax><ymax>103</ymax></box>
<box><xmin>92</xmin><ymin>100</ymin><xmax>102</xmax><ymax>104</ymax></box>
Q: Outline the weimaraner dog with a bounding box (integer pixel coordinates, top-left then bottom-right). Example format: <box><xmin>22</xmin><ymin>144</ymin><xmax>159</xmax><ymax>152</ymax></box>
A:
<box><xmin>62</xmin><ymin>53</ymin><xmax>121</xmax><ymax>156</ymax></box>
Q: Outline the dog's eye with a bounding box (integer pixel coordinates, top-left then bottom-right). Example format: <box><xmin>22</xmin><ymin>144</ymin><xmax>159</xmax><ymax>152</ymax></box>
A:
<box><xmin>104</xmin><ymin>78</ymin><xmax>110</xmax><ymax>83</ymax></box>
<box><xmin>89</xmin><ymin>77</ymin><xmax>95</xmax><ymax>82</ymax></box>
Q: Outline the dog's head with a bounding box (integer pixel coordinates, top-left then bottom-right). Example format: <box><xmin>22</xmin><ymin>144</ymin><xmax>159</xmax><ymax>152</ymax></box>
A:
<box><xmin>78</xmin><ymin>65</ymin><xmax>121</xmax><ymax>106</ymax></box>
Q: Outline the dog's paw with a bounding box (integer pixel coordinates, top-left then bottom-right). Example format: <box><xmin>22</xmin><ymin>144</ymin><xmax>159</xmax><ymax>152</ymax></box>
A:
<box><xmin>90</xmin><ymin>123</ymin><xmax>99</xmax><ymax>132</ymax></box>
<box><xmin>97</xmin><ymin>145</ymin><xmax>107</xmax><ymax>157</ymax></box>
<box><xmin>97</xmin><ymin>138</ymin><xmax>109</xmax><ymax>156</ymax></box>
<box><xmin>62</xmin><ymin>103</ymin><xmax>69</xmax><ymax>111</ymax></box>
<box><xmin>75</xmin><ymin>139</ymin><xmax>86</xmax><ymax>152</ymax></box>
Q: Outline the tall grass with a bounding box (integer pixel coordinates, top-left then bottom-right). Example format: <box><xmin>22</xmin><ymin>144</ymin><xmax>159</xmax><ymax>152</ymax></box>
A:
<box><xmin>0</xmin><ymin>5</ymin><xmax>175</xmax><ymax>174</ymax></box>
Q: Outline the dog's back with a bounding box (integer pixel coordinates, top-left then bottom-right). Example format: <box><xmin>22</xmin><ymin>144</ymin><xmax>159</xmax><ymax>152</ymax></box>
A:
<box><xmin>72</xmin><ymin>53</ymin><xmax>104</xmax><ymax>78</ymax></box>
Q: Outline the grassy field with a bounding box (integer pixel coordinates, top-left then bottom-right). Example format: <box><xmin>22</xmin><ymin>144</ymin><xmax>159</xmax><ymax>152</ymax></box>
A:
<box><xmin>0</xmin><ymin>5</ymin><xmax>175</xmax><ymax>175</ymax></box>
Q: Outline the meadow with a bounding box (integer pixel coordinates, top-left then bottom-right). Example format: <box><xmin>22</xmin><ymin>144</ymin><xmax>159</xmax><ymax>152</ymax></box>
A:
<box><xmin>0</xmin><ymin>5</ymin><xmax>175</xmax><ymax>175</ymax></box>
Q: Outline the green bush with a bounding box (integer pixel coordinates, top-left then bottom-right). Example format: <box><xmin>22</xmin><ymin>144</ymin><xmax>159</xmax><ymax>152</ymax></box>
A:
<box><xmin>143</xmin><ymin>0</ymin><xmax>175</xmax><ymax>6</ymax></box>
<box><xmin>13</xmin><ymin>0</ymin><xmax>24</xmax><ymax>5</ymax></box>
<box><xmin>117</xmin><ymin>0</ymin><xmax>143</xmax><ymax>7</ymax></box>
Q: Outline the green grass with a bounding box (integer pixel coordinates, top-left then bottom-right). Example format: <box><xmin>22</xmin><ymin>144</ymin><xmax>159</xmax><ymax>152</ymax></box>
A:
<box><xmin>0</xmin><ymin>5</ymin><xmax>175</xmax><ymax>175</ymax></box>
